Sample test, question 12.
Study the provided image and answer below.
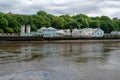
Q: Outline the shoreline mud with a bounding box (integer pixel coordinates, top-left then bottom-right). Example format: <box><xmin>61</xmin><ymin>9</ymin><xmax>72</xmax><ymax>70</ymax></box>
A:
<box><xmin>0</xmin><ymin>39</ymin><xmax>120</xmax><ymax>44</ymax></box>
<box><xmin>0</xmin><ymin>36</ymin><xmax>120</xmax><ymax>43</ymax></box>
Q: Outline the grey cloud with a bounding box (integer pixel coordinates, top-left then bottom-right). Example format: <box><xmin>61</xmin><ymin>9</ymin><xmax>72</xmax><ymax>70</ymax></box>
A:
<box><xmin>111</xmin><ymin>11</ymin><xmax>120</xmax><ymax>18</ymax></box>
<box><xmin>45</xmin><ymin>0</ymin><xmax>103</xmax><ymax>15</ymax></box>
<box><xmin>0</xmin><ymin>0</ymin><xmax>120</xmax><ymax>18</ymax></box>
<box><xmin>0</xmin><ymin>0</ymin><xmax>21</xmax><ymax>12</ymax></box>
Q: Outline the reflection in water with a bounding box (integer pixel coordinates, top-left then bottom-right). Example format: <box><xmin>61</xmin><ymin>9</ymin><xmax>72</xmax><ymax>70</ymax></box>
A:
<box><xmin>19</xmin><ymin>53</ymin><xmax>45</xmax><ymax>62</ymax></box>
<box><xmin>0</xmin><ymin>42</ymin><xmax>120</xmax><ymax>80</ymax></box>
<box><xmin>0</xmin><ymin>42</ymin><xmax>113</xmax><ymax>64</ymax></box>
<box><xmin>61</xmin><ymin>43</ymin><xmax>110</xmax><ymax>63</ymax></box>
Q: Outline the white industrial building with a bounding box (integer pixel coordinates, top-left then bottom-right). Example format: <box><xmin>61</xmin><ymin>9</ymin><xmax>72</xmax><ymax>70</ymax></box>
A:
<box><xmin>57</xmin><ymin>29</ymin><xmax>71</xmax><ymax>36</ymax></box>
<box><xmin>56</xmin><ymin>28</ymin><xmax>104</xmax><ymax>37</ymax></box>
<box><xmin>111</xmin><ymin>31</ymin><xmax>120</xmax><ymax>35</ymax></box>
<box><xmin>79</xmin><ymin>28</ymin><xmax>104</xmax><ymax>37</ymax></box>
<box><xmin>20</xmin><ymin>25</ymin><xmax>32</xmax><ymax>36</ymax></box>
<box><xmin>72</xmin><ymin>28</ymin><xmax>80</xmax><ymax>37</ymax></box>
<box><xmin>20</xmin><ymin>25</ymin><xmax>104</xmax><ymax>37</ymax></box>
<box><xmin>37</xmin><ymin>27</ymin><xmax>58</xmax><ymax>37</ymax></box>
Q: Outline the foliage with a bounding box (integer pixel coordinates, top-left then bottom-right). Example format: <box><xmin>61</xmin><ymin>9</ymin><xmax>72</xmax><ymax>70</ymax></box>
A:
<box><xmin>31</xmin><ymin>24</ymin><xmax>37</xmax><ymax>31</ymax></box>
<box><xmin>6</xmin><ymin>27</ymin><xmax>14</xmax><ymax>33</ymax></box>
<box><xmin>0</xmin><ymin>11</ymin><xmax>120</xmax><ymax>33</ymax></box>
<box><xmin>0</xmin><ymin>16</ymin><xmax>8</xmax><ymax>30</ymax></box>
<box><xmin>89</xmin><ymin>20</ymin><xmax>100</xmax><ymax>28</ymax></box>
<box><xmin>0</xmin><ymin>29</ymin><xmax>3</xmax><ymax>33</ymax></box>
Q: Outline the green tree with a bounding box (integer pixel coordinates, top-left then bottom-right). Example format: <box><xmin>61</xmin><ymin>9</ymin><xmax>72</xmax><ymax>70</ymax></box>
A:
<box><xmin>89</xmin><ymin>20</ymin><xmax>100</xmax><ymax>28</ymax></box>
<box><xmin>14</xmin><ymin>15</ymin><xmax>25</xmax><ymax>25</ymax></box>
<box><xmin>32</xmin><ymin>15</ymin><xmax>49</xmax><ymax>28</ymax></box>
<box><xmin>100</xmin><ymin>16</ymin><xmax>111</xmax><ymax>21</ymax></box>
<box><xmin>100</xmin><ymin>21</ymin><xmax>109</xmax><ymax>33</ymax></box>
<box><xmin>0</xmin><ymin>29</ymin><xmax>3</xmax><ymax>33</ymax></box>
<box><xmin>51</xmin><ymin>17</ymin><xmax>65</xmax><ymax>29</ymax></box>
<box><xmin>65</xmin><ymin>21</ymin><xmax>81</xmax><ymax>29</ymax></box>
<box><xmin>13</xmin><ymin>27</ymin><xmax>20</xmax><ymax>33</ymax></box>
<box><xmin>31</xmin><ymin>24</ymin><xmax>37</xmax><ymax>31</ymax></box>
<box><xmin>8</xmin><ymin>18</ymin><xmax>19</xmax><ymax>28</ymax></box>
<box><xmin>0</xmin><ymin>10</ymin><xmax>120</xmax><ymax>34</ymax></box>
<box><xmin>90</xmin><ymin>16</ymin><xmax>100</xmax><ymax>20</ymax></box>
<box><xmin>0</xmin><ymin>17</ymin><xmax>8</xmax><ymax>31</ymax></box>
<box><xmin>6</xmin><ymin>27</ymin><xmax>14</xmax><ymax>33</ymax></box>
<box><xmin>77</xmin><ymin>18</ymin><xmax>89</xmax><ymax>28</ymax></box>
<box><xmin>37</xmin><ymin>11</ymin><xmax>47</xmax><ymax>16</ymax></box>
<box><xmin>73</xmin><ymin>14</ymin><xmax>90</xmax><ymax>20</ymax></box>
<box><xmin>60</xmin><ymin>15</ymin><xmax>76</xmax><ymax>29</ymax></box>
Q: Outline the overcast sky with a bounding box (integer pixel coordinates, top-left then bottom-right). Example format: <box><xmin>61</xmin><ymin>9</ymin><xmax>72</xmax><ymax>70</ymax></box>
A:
<box><xmin>0</xmin><ymin>0</ymin><xmax>120</xmax><ymax>18</ymax></box>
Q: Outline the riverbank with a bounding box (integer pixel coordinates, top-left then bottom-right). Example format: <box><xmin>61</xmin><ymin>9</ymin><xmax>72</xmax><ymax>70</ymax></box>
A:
<box><xmin>0</xmin><ymin>39</ymin><xmax>120</xmax><ymax>44</ymax></box>
<box><xmin>0</xmin><ymin>36</ymin><xmax>120</xmax><ymax>43</ymax></box>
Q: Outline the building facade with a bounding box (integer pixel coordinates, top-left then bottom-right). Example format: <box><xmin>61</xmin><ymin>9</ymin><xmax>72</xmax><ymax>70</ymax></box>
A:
<box><xmin>92</xmin><ymin>29</ymin><xmax>104</xmax><ymax>37</ymax></box>
<box><xmin>42</xmin><ymin>27</ymin><xmax>57</xmax><ymax>37</ymax></box>
<box><xmin>111</xmin><ymin>31</ymin><xmax>120</xmax><ymax>35</ymax></box>
<box><xmin>64</xmin><ymin>29</ymin><xmax>71</xmax><ymax>36</ymax></box>
<box><xmin>80</xmin><ymin>28</ymin><xmax>104</xmax><ymax>37</ymax></box>
<box><xmin>72</xmin><ymin>28</ymin><xmax>80</xmax><ymax>37</ymax></box>
<box><xmin>20</xmin><ymin>25</ymin><xmax>104</xmax><ymax>37</ymax></box>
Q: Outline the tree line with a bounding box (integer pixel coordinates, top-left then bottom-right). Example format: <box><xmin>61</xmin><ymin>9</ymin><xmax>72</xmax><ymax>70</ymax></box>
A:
<box><xmin>0</xmin><ymin>11</ymin><xmax>120</xmax><ymax>33</ymax></box>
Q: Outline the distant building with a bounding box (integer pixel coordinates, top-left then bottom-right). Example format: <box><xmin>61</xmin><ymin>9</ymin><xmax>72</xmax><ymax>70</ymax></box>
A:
<box><xmin>31</xmin><ymin>32</ymin><xmax>41</xmax><ymax>36</ymax></box>
<box><xmin>56</xmin><ymin>30</ymin><xmax>66</xmax><ymax>36</ymax></box>
<box><xmin>20</xmin><ymin>26</ymin><xmax>104</xmax><ymax>37</ymax></box>
<box><xmin>56</xmin><ymin>28</ymin><xmax>104</xmax><ymax>37</ymax></box>
<box><xmin>57</xmin><ymin>29</ymin><xmax>71</xmax><ymax>36</ymax></box>
<box><xmin>91</xmin><ymin>28</ymin><xmax>104</xmax><ymax>37</ymax></box>
<box><xmin>80</xmin><ymin>28</ymin><xmax>104</xmax><ymax>37</ymax></box>
<box><xmin>26</xmin><ymin>25</ymin><xmax>31</xmax><ymax>34</ymax></box>
<box><xmin>113</xmin><ymin>17</ymin><xmax>120</xmax><ymax>20</ymax></box>
<box><xmin>21</xmin><ymin>25</ymin><xmax>25</xmax><ymax>34</ymax></box>
<box><xmin>20</xmin><ymin>26</ymin><xmax>57</xmax><ymax>37</ymax></box>
<box><xmin>20</xmin><ymin>25</ymin><xmax>32</xmax><ymax>36</ymax></box>
<box><xmin>72</xmin><ymin>28</ymin><xmax>80</xmax><ymax>37</ymax></box>
<box><xmin>42</xmin><ymin>27</ymin><xmax>57</xmax><ymax>37</ymax></box>
<box><xmin>111</xmin><ymin>31</ymin><xmax>120</xmax><ymax>35</ymax></box>
<box><xmin>64</xmin><ymin>29</ymin><xmax>71</xmax><ymax>36</ymax></box>
<box><xmin>37</xmin><ymin>27</ymin><xmax>46</xmax><ymax>33</ymax></box>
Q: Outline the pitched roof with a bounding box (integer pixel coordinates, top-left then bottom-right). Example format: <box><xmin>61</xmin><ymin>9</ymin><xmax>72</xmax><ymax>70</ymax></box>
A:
<box><xmin>48</xmin><ymin>27</ymin><xmax>55</xmax><ymax>29</ymax></box>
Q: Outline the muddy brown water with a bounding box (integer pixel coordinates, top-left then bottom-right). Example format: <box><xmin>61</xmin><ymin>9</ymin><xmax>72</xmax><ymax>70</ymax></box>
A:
<box><xmin>0</xmin><ymin>41</ymin><xmax>120</xmax><ymax>80</ymax></box>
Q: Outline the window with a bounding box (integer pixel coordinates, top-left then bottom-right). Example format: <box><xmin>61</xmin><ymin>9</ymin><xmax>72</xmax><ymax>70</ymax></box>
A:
<box><xmin>97</xmin><ymin>33</ymin><xmax>99</xmax><ymax>35</ymax></box>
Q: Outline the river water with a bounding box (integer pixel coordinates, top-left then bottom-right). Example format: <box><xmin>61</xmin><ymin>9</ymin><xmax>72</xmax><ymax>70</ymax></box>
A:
<box><xmin>0</xmin><ymin>41</ymin><xmax>120</xmax><ymax>80</ymax></box>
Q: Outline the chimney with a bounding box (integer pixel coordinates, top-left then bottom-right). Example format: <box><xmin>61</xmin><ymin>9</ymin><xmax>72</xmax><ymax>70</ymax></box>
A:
<box><xmin>26</xmin><ymin>25</ymin><xmax>31</xmax><ymax>34</ymax></box>
<box><xmin>21</xmin><ymin>25</ymin><xmax>25</xmax><ymax>33</ymax></box>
